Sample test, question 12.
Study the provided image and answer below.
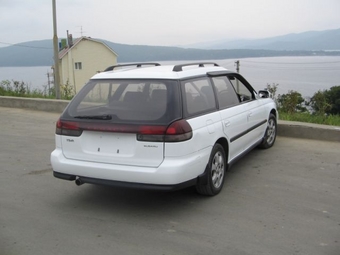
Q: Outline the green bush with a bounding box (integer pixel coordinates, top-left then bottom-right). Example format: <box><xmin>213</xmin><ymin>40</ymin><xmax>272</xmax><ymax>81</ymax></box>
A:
<box><xmin>277</xmin><ymin>90</ymin><xmax>307</xmax><ymax>114</ymax></box>
<box><xmin>309</xmin><ymin>90</ymin><xmax>330</xmax><ymax>115</ymax></box>
<box><xmin>324</xmin><ymin>86</ymin><xmax>340</xmax><ymax>115</ymax></box>
<box><xmin>308</xmin><ymin>86</ymin><xmax>340</xmax><ymax>115</ymax></box>
<box><xmin>0</xmin><ymin>79</ymin><xmax>74</xmax><ymax>100</ymax></box>
<box><xmin>265</xmin><ymin>83</ymin><xmax>339</xmax><ymax>126</ymax></box>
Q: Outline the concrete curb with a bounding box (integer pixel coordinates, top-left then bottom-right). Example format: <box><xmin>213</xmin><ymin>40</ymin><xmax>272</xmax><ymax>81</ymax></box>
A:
<box><xmin>1</xmin><ymin>96</ymin><xmax>339</xmax><ymax>142</ymax></box>
<box><xmin>277</xmin><ymin>120</ymin><xmax>340</xmax><ymax>142</ymax></box>
<box><xmin>0</xmin><ymin>96</ymin><xmax>69</xmax><ymax>113</ymax></box>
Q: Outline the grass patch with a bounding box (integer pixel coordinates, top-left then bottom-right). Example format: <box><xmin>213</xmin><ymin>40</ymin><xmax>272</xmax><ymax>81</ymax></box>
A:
<box><xmin>0</xmin><ymin>79</ymin><xmax>73</xmax><ymax>100</ymax></box>
<box><xmin>279</xmin><ymin>111</ymin><xmax>340</xmax><ymax>126</ymax></box>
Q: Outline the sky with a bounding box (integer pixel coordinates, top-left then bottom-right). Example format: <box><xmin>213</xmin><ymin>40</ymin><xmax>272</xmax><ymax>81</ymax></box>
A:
<box><xmin>1</xmin><ymin>0</ymin><xmax>340</xmax><ymax>47</ymax></box>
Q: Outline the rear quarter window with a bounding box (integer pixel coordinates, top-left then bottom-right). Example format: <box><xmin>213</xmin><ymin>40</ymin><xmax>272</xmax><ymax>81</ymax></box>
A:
<box><xmin>182</xmin><ymin>77</ymin><xmax>216</xmax><ymax>116</ymax></box>
<box><xmin>212</xmin><ymin>76</ymin><xmax>240</xmax><ymax>108</ymax></box>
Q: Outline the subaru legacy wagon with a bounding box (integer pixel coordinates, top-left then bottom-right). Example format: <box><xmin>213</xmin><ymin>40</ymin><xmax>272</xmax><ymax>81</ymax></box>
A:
<box><xmin>51</xmin><ymin>62</ymin><xmax>277</xmax><ymax>196</ymax></box>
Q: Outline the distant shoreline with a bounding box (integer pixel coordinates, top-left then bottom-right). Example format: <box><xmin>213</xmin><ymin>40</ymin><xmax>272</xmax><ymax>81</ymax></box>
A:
<box><xmin>1</xmin><ymin>56</ymin><xmax>340</xmax><ymax>99</ymax></box>
<box><xmin>1</xmin><ymin>51</ymin><xmax>340</xmax><ymax>68</ymax></box>
<box><xmin>0</xmin><ymin>49</ymin><xmax>340</xmax><ymax>67</ymax></box>
<box><xmin>1</xmin><ymin>37</ymin><xmax>340</xmax><ymax>67</ymax></box>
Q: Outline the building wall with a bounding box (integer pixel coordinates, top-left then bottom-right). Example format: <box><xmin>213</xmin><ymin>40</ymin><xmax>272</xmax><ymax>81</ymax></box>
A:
<box><xmin>59</xmin><ymin>53</ymin><xmax>69</xmax><ymax>90</ymax></box>
<box><xmin>59</xmin><ymin>39</ymin><xmax>117</xmax><ymax>94</ymax></box>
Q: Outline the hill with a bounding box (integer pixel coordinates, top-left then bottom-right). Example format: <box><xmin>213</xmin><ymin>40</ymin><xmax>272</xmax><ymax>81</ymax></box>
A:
<box><xmin>0</xmin><ymin>40</ymin><xmax>54</xmax><ymax>67</ymax></box>
<box><xmin>187</xmin><ymin>28</ymin><xmax>340</xmax><ymax>50</ymax></box>
<box><xmin>0</xmin><ymin>28</ymin><xmax>340</xmax><ymax>67</ymax></box>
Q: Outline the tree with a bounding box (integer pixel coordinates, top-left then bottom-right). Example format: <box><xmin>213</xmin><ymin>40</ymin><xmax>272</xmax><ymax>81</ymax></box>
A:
<box><xmin>309</xmin><ymin>90</ymin><xmax>331</xmax><ymax>115</ymax></box>
<box><xmin>278</xmin><ymin>90</ymin><xmax>307</xmax><ymax>114</ymax></box>
<box><xmin>265</xmin><ymin>83</ymin><xmax>279</xmax><ymax>104</ymax></box>
<box><xmin>309</xmin><ymin>86</ymin><xmax>340</xmax><ymax>115</ymax></box>
<box><xmin>324</xmin><ymin>86</ymin><xmax>340</xmax><ymax>115</ymax></box>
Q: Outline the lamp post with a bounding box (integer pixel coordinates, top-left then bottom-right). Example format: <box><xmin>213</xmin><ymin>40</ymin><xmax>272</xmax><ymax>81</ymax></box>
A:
<box><xmin>52</xmin><ymin>0</ymin><xmax>61</xmax><ymax>99</ymax></box>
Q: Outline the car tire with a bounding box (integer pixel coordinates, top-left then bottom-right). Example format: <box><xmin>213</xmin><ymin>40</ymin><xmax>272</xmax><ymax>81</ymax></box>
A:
<box><xmin>196</xmin><ymin>144</ymin><xmax>226</xmax><ymax>196</ymax></box>
<box><xmin>259</xmin><ymin>113</ymin><xmax>277</xmax><ymax>149</ymax></box>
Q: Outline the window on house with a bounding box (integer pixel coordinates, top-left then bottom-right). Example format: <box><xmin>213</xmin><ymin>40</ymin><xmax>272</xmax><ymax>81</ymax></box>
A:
<box><xmin>75</xmin><ymin>62</ymin><xmax>82</xmax><ymax>70</ymax></box>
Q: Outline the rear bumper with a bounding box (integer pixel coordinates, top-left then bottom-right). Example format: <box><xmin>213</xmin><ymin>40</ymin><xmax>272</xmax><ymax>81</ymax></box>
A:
<box><xmin>51</xmin><ymin>147</ymin><xmax>210</xmax><ymax>187</ymax></box>
<box><xmin>53</xmin><ymin>171</ymin><xmax>197</xmax><ymax>191</ymax></box>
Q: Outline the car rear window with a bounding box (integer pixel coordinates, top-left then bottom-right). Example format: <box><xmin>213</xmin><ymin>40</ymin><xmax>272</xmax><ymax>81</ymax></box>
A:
<box><xmin>65</xmin><ymin>79</ymin><xmax>181</xmax><ymax>124</ymax></box>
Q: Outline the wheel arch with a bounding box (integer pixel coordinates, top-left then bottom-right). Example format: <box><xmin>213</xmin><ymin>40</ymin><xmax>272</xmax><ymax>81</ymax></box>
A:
<box><xmin>196</xmin><ymin>137</ymin><xmax>229</xmax><ymax>187</ymax></box>
<box><xmin>270</xmin><ymin>108</ymin><xmax>278</xmax><ymax>119</ymax></box>
<box><xmin>215</xmin><ymin>137</ymin><xmax>229</xmax><ymax>163</ymax></box>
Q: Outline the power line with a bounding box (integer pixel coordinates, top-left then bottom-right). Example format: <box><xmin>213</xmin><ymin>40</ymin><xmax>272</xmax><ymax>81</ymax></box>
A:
<box><xmin>241</xmin><ymin>60</ymin><xmax>340</xmax><ymax>65</ymax></box>
<box><xmin>238</xmin><ymin>64</ymin><xmax>340</xmax><ymax>71</ymax></box>
<box><xmin>0</xmin><ymin>41</ymin><xmax>52</xmax><ymax>50</ymax></box>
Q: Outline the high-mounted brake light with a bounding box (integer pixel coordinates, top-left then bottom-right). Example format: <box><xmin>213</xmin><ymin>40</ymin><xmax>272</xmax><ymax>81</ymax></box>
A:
<box><xmin>138</xmin><ymin>126</ymin><xmax>167</xmax><ymax>135</ymax></box>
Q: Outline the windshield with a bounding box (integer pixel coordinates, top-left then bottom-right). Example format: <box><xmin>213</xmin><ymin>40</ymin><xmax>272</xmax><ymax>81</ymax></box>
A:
<box><xmin>65</xmin><ymin>79</ymin><xmax>181</xmax><ymax>125</ymax></box>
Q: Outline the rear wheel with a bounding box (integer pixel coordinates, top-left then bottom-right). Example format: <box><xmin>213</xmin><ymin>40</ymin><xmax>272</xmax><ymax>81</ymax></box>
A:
<box><xmin>196</xmin><ymin>144</ymin><xmax>226</xmax><ymax>196</ymax></box>
<box><xmin>259</xmin><ymin>113</ymin><xmax>277</xmax><ymax>149</ymax></box>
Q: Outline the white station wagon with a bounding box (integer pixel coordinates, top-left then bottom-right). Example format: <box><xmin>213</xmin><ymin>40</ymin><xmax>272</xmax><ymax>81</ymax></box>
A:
<box><xmin>51</xmin><ymin>62</ymin><xmax>277</xmax><ymax>196</ymax></box>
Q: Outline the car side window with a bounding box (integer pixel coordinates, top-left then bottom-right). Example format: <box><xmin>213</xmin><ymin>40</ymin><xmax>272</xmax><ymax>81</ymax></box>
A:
<box><xmin>228</xmin><ymin>76</ymin><xmax>253</xmax><ymax>102</ymax></box>
<box><xmin>183</xmin><ymin>77</ymin><xmax>216</xmax><ymax>116</ymax></box>
<box><xmin>212</xmin><ymin>76</ymin><xmax>240</xmax><ymax>108</ymax></box>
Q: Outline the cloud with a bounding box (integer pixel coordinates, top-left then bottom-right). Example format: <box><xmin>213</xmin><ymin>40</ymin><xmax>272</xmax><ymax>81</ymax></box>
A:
<box><xmin>1</xmin><ymin>0</ymin><xmax>340</xmax><ymax>46</ymax></box>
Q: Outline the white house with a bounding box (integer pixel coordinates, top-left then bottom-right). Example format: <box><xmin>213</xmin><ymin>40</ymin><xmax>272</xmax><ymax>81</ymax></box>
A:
<box><xmin>58</xmin><ymin>37</ymin><xmax>118</xmax><ymax>94</ymax></box>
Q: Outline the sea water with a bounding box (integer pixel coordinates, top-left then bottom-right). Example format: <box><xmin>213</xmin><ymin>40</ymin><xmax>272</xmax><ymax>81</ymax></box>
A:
<box><xmin>0</xmin><ymin>56</ymin><xmax>339</xmax><ymax>98</ymax></box>
<box><xmin>217</xmin><ymin>56</ymin><xmax>340</xmax><ymax>98</ymax></box>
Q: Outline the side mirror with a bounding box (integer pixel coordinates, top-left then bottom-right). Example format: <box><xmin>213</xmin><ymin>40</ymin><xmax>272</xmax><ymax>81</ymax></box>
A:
<box><xmin>258</xmin><ymin>90</ymin><xmax>271</xmax><ymax>98</ymax></box>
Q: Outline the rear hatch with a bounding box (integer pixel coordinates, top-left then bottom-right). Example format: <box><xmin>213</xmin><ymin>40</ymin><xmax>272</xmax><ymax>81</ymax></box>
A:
<box><xmin>58</xmin><ymin>79</ymin><xmax>181</xmax><ymax>167</ymax></box>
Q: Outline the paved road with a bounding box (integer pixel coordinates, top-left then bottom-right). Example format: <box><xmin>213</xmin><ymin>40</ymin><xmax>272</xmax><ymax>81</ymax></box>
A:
<box><xmin>1</xmin><ymin>107</ymin><xmax>339</xmax><ymax>255</ymax></box>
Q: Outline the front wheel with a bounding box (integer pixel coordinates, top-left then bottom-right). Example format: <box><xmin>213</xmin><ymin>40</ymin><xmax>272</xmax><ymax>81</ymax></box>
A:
<box><xmin>196</xmin><ymin>144</ymin><xmax>226</xmax><ymax>196</ymax></box>
<box><xmin>259</xmin><ymin>113</ymin><xmax>277</xmax><ymax>149</ymax></box>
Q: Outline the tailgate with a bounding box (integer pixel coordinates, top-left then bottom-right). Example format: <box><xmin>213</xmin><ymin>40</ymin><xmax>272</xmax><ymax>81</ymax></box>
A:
<box><xmin>61</xmin><ymin>131</ymin><xmax>164</xmax><ymax>167</ymax></box>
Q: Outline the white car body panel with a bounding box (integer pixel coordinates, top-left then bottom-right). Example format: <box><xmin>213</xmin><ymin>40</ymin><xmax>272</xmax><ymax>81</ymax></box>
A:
<box><xmin>164</xmin><ymin>112</ymin><xmax>221</xmax><ymax>157</ymax></box>
<box><xmin>219</xmin><ymin>104</ymin><xmax>249</xmax><ymax>161</ymax></box>
<box><xmin>51</xmin><ymin>144</ymin><xmax>211</xmax><ymax>185</ymax></box>
<box><xmin>61</xmin><ymin>131</ymin><xmax>164</xmax><ymax>167</ymax></box>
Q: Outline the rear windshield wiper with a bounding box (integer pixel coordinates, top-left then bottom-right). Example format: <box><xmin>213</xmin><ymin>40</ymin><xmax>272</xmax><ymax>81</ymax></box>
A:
<box><xmin>74</xmin><ymin>114</ymin><xmax>112</xmax><ymax>120</ymax></box>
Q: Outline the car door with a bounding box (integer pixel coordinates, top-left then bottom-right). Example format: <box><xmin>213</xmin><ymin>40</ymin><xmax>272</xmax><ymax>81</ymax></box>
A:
<box><xmin>227</xmin><ymin>74</ymin><xmax>267</xmax><ymax>147</ymax></box>
<box><xmin>210</xmin><ymin>75</ymin><xmax>249</xmax><ymax>161</ymax></box>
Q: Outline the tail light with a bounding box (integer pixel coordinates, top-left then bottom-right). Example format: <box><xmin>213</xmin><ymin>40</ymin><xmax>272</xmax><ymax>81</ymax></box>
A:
<box><xmin>56</xmin><ymin>119</ymin><xmax>82</xmax><ymax>137</ymax></box>
<box><xmin>164</xmin><ymin>119</ymin><xmax>193</xmax><ymax>142</ymax></box>
<box><xmin>137</xmin><ymin>119</ymin><xmax>192</xmax><ymax>142</ymax></box>
<box><xmin>56</xmin><ymin>118</ymin><xmax>192</xmax><ymax>142</ymax></box>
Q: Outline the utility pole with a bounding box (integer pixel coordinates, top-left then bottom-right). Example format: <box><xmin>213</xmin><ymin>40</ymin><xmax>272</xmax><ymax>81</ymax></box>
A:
<box><xmin>235</xmin><ymin>60</ymin><xmax>240</xmax><ymax>73</ymax></box>
<box><xmin>52</xmin><ymin>0</ymin><xmax>61</xmax><ymax>99</ymax></box>
<box><xmin>234</xmin><ymin>60</ymin><xmax>240</xmax><ymax>92</ymax></box>
<box><xmin>47</xmin><ymin>71</ymin><xmax>51</xmax><ymax>96</ymax></box>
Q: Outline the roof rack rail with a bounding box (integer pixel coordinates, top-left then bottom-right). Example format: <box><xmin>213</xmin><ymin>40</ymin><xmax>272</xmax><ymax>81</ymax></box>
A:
<box><xmin>172</xmin><ymin>62</ymin><xmax>219</xmax><ymax>72</ymax></box>
<box><xmin>104</xmin><ymin>63</ymin><xmax>161</xmax><ymax>72</ymax></box>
